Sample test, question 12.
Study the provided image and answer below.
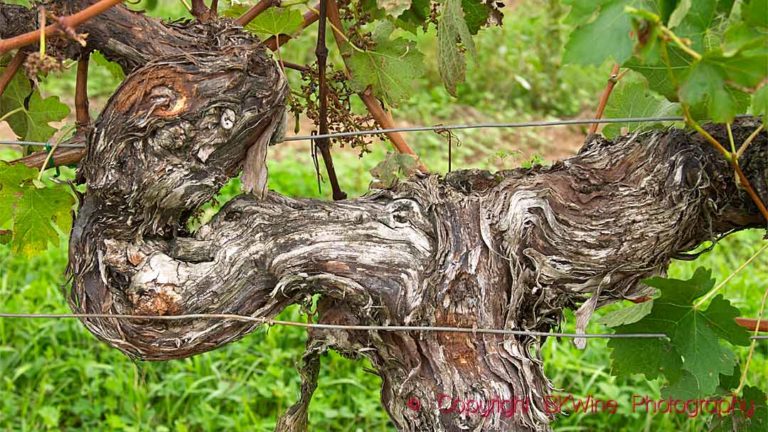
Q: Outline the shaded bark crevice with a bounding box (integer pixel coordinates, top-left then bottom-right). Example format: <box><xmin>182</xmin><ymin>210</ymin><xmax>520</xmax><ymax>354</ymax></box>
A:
<box><xmin>1</xmin><ymin>2</ymin><xmax>766</xmax><ymax>431</ymax></box>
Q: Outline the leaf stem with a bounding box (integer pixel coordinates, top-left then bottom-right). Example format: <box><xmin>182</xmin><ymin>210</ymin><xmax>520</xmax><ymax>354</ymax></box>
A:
<box><xmin>737</xmin><ymin>124</ymin><xmax>764</xmax><ymax>159</ymax></box>
<box><xmin>588</xmin><ymin>63</ymin><xmax>622</xmax><ymax>135</ymax></box>
<box><xmin>693</xmin><ymin>242</ymin><xmax>768</xmax><ymax>309</ymax></box>
<box><xmin>736</xmin><ymin>282</ymin><xmax>768</xmax><ymax>394</ymax></box>
<box><xmin>0</xmin><ymin>107</ymin><xmax>24</xmax><ymax>123</ymax></box>
<box><xmin>38</xmin><ymin>7</ymin><xmax>46</xmax><ymax>58</ymax></box>
<box><xmin>726</xmin><ymin>123</ymin><xmax>736</xmax><ymax>154</ymax></box>
<box><xmin>681</xmin><ymin>105</ymin><xmax>731</xmax><ymax>160</ymax></box>
<box><xmin>683</xmin><ymin>107</ymin><xmax>768</xmax><ymax>222</ymax></box>
<box><xmin>313</xmin><ymin>0</ymin><xmax>345</xmax><ymax>200</ymax></box>
<box><xmin>37</xmin><ymin>139</ymin><xmax>61</xmax><ymax>181</ymax></box>
<box><xmin>660</xmin><ymin>26</ymin><xmax>701</xmax><ymax>61</ymax></box>
<box><xmin>0</xmin><ymin>51</ymin><xmax>26</xmax><ymax>99</ymax></box>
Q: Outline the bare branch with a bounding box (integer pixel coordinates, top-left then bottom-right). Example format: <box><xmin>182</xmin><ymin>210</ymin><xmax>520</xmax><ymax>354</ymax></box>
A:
<box><xmin>236</xmin><ymin>0</ymin><xmax>278</xmax><ymax>26</ymax></box>
<box><xmin>0</xmin><ymin>0</ymin><xmax>125</xmax><ymax>55</ymax></box>
<box><xmin>0</xmin><ymin>50</ymin><xmax>26</xmax><ymax>98</ymax></box>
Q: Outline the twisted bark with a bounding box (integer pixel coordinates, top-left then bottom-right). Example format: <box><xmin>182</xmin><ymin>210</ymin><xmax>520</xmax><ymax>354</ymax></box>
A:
<box><xmin>2</xmin><ymin>1</ymin><xmax>767</xmax><ymax>431</ymax></box>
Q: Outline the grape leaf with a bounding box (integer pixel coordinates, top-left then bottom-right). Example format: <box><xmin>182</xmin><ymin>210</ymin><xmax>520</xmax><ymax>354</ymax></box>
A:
<box><xmin>657</xmin><ymin>0</ymin><xmax>680</xmax><ymax>23</ymax></box>
<box><xmin>671</xmin><ymin>0</ymin><xmax>717</xmax><ymax>51</ymax></box>
<box><xmin>602</xmin><ymin>72</ymin><xmax>681</xmax><ymax>138</ymax></box>
<box><xmin>679</xmin><ymin>58</ymin><xmax>750</xmax><ymax>122</ymax></box>
<box><xmin>625</xmin><ymin>46</ymin><xmax>692</xmax><ymax>101</ymax></box>
<box><xmin>723</xmin><ymin>22</ymin><xmax>765</xmax><ymax>55</ymax></box>
<box><xmin>562</xmin><ymin>0</ymin><xmax>613</xmax><ymax>24</ymax></box>
<box><xmin>0</xmin><ymin>162</ymin><xmax>31</xmax><ymax>226</ymax></box>
<box><xmin>438</xmin><ymin>0</ymin><xmax>477</xmax><ymax>96</ymax></box>
<box><xmin>709</xmin><ymin>386</ymin><xmax>768</xmax><ymax>432</ymax></box>
<box><xmin>667</xmin><ymin>0</ymin><xmax>691</xmax><ymax>28</ymax></box>
<box><xmin>347</xmin><ymin>22</ymin><xmax>425</xmax><ymax>104</ymax></box>
<box><xmin>597</xmin><ymin>300</ymin><xmax>652</xmax><ymax>326</ymax></box>
<box><xmin>744</xmin><ymin>0</ymin><xmax>768</xmax><ymax>28</ymax></box>
<box><xmin>461</xmin><ymin>0</ymin><xmax>491</xmax><ymax>35</ymax></box>
<box><xmin>0</xmin><ymin>162</ymin><xmax>74</xmax><ymax>256</ymax></box>
<box><xmin>377</xmin><ymin>0</ymin><xmax>412</xmax><ymax>18</ymax></box>
<box><xmin>395</xmin><ymin>0</ymin><xmax>431</xmax><ymax>33</ymax></box>
<box><xmin>222</xmin><ymin>4</ymin><xmax>303</xmax><ymax>37</ymax></box>
<box><xmin>563</xmin><ymin>0</ymin><xmax>634</xmax><ymax>66</ymax></box>
<box><xmin>92</xmin><ymin>51</ymin><xmax>125</xmax><ymax>81</ymax></box>
<box><xmin>753</xmin><ymin>84</ymin><xmax>768</xmax><ymax>124</ymax></box>
<box><xmin>370</xmin><ymin>152</ymin><xmax>420</xmax><ymax>188</ymax></box>
<box><xmin>0</xmin><ymin>72</ymin><xmax>69</xmax><ymax>142</ymax></box>
<box><xmin>607</xmin><ymin>268</ymin><xmax>750</xmax><ymax>397</ymax></box>
<box><xmin>608</xmin><ymin>335</ymin><xmax>683</xmax><ymax>380</ymax></box>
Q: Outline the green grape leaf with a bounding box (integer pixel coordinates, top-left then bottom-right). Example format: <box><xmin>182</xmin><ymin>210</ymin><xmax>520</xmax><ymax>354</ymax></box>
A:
<box><xmin>562</xmin><ymin>0</ymin><xmax>612</xmax><ymax>24</ymax></box>
<box><xmin>602</xmin><ymin>72</ymin><xmax>681</xmax><ymax>138</ymax></box>
<box><xmin>437</xmin><ymin>0</ymin><xmax>477</xmax><ymax>96</ymax></box>
<box><xmin>396</xmin><ymin>0</ymin><xmax>431</xmax><ymax>33</ymax></box>
<box><xmin>0</xmin><ymin>72</ymin><xmax>69</xmax><ymax>142</ymax></box>
<box><xmin>0</xmin><ymin>162</ymin><xmax>32</xmax><ymax>226</ymax></box>
<box><xmin>607</xmin><ymin>268</ymin><xmax>750</xmax><ymax>397</ymax></box>
<box><xmin>0</xmin><ymin>162</ymin><xmax>74</xmax><ymax>256</ymax></box>
<box><xmin>671</xmin><ymin>0</ymin><xmax>717</xmax><ymax>51</ymax></box>
<box><xmin>723</xmin><ymin>22</ymin><xmax>765</xmax><ymax>55</ymax></box>
<box><xmin>709</xmin><ymin>386</ymin><xmax>768</xmax><ymax>432</ymax></box>
<box><xmin>625</xmin><ymin>45</ymin><xmax>692</xmax><ymax>101</ymax></box>
<box><xmin>753</xmin><ymin>85</ymin><xmax>768</xmax><ymax>124</ymax></box>
<box><xmin>370</xmin><ymin>152</ymin><xmax>420</xmax><ymax>188</ymax></box>
<box><xmin>21</xmin><ymin>91</ymin><xmax>71</xmax><ymax>142</ymax></box>
<box><xmin>461</xmin><ymin>0</ymin><xmax>491</xmax><ymax>34</ymax></box>
<box><xmin>377</xmin><ymin>0</ymin><xmax>412</xmax><ymax>18</ymax></box>
<box><xmin>12</xmin><ymin>185</ymin><xmax>73</xmax><ymax>255</ymax></box>
<box><xmin>222</xmin><ymin>4</ymin><xmax>303</xmax><ymax>37</ymax></box>
<box><xmin>563</xmin><ymin>0</ymin><xmax>634</xmax><ymax>66</ymax></box>
<box><xmin>608</xmin><ymin>335</ymin><xmax>683</xmax><ymax>380</ymax></box>
<box><xmin>0</xmin><ymin>72</ymin><xmax>29</xmax><ymax>126</ymax></box>
<box><xmin>704</xmin><ymin>51</ymin><xmax>768</xmax><ymax>89</ymax></box>
<box><xmin>661</xmin><ymin>370</ymin><xmax>707</xmax><ymax>399</ymax></box>
<box><xmin>656</xmin><ymin>0</ymin><xmax>680</xmax><ymax>23</ymax></box>
<box><xmin>347</xmin><ymin>22</ymin><xmax>425</xmax><ymax>104</ymax></box>
<box><xmin>679</xmin><ymin>58</ymin><xmax>750</xmax><ymax>122</ymax></box>
<box><xmin>92</xmin><ymin>51</ymin><xmax>125</xmax><ymax>81</ymax></box>
<box><xmin>667</xmin><ymin>0</ymin><xmax>692</xmax><ymax>28</ymax></box>
<box><xmin>744</xmin><ymin>0</ymin><xmax>768</xmax><ymax>28</ymax></box>
<box><xmin>597</xmin><ymin>300</ymin><xmax>652</xmax><ymax>326</ymax></box>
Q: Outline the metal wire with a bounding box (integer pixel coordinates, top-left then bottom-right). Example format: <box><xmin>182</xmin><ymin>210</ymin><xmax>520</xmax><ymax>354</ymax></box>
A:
<box><xmin>283</xmin><ymin>116</ymin><xmax>689</xmax><ymax>141</ymax></box>
<box><xmin>0</xmin><ymin>113</ymin><xmax>764</xmax><ymax>341</ymax></box>
<box><xmin>0</xmin><ymin>115</ymin><xmax>694</xmax><ymax>149</ymax></box>
<box><xmin>0</xmin><ymin>140</ymin><xmax>85</xmax><ymax>148</ymax></box>
<box><xmin>0</xmin><ymin>312</ymin><xmax>765</xmax><ymax>339</ymax></box>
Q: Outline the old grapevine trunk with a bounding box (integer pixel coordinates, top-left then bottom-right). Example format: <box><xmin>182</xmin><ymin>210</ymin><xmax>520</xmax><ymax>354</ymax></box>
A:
<box><xmin>2</xmin><ymin>1</ymin><xmax>767</xmax><ymax>431</ymax></box>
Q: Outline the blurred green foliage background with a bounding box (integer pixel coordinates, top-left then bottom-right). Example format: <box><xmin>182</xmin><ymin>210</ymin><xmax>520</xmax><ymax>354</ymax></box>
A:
<box><xmin>0</xmin><ymin>1</ymin><xmax>766</xmax><ymax>431</ymax></box>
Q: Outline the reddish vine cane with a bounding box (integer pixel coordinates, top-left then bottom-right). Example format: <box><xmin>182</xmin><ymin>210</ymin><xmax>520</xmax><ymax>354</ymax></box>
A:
<box><xmin>0</xmin><ymin>0</ymin><xmax>125</xmax><ymax>55</ymax></box>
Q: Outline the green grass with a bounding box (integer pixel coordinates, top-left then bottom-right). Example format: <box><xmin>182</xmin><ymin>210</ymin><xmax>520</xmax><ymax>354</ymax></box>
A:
<box><xmin>2</xmin><ymin>1</ymin><xmax>767</xmax><ymax>431</ymax></box>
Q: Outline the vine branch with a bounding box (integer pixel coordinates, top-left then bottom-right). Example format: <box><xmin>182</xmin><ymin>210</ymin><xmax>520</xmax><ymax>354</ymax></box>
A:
<box><xmin>264</xmin><ymin>6</ymin><xmax>319</xmax><ymax>51</ymax></box>
<box><xmin>236</xmin><ymin>0</ymin><xmax>278</xmax><ymax>26</ymax></box>
<box><xmin>588</xmin><ymin>63</ymin><xmax>621</xmax><ymax>135</ymax></box>
<box><xmin>324</xmin><ymin>0</ymin><xmax>426</xmax><ymax>172</ymax></box>
<box><xmin>314</xmin><ymin>0</ymin><xmax>346</xmax><ymax>200</ymax></box>
<box><xmin>0</xmin><ymin>0</ymin><xmax>125</xmax><ymax>55</ymax></box>
<box><xmin>75</xmin><ymin>53</ymin><xmax>91</xmax><ymax>131</ymax></box>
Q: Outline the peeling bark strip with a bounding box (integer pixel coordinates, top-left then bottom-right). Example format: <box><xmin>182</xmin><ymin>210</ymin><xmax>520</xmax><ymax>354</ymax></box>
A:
<box><xmin>2</xmin><ymin>1</ymin><xmax>767</xmax><ymax>431</ymax></box>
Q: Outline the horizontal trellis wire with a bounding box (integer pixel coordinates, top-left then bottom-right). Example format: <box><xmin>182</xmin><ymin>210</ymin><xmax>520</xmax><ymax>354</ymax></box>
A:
<box><xmin>0</xmin><ymin>115</ymin><xmax>706</xmax><ymax>149</ymax></box>
<box><xmin>0</xmin><ymin>312</ymin><xmax>766</xmax><ymax>339</ymax></box>
<box><xmin>0</xmin><ymin>114</ymin><xmax>765</xmax><ymax>340</ymax></box>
